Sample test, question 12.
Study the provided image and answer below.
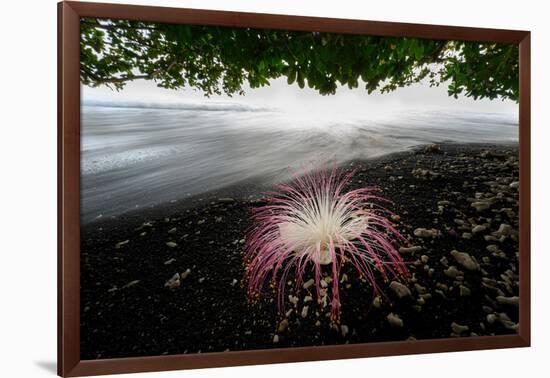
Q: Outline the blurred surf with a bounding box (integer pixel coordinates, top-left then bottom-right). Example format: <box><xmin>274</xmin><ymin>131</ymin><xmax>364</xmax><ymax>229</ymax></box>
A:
<box><xmin>81</xmin><ymin>103</ymin><xmax>517</xmax><ymax>223</ymax></box>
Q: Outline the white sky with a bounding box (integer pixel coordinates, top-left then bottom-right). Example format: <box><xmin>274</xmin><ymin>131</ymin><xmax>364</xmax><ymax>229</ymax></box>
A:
<box><xmin>82</xmin><ymin>76</ymin><xmax>518</xmax><ymax>122</ymax></box>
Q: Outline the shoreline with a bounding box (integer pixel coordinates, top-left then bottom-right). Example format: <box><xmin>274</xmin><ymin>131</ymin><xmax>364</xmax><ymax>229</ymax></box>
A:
<box><xmin>81</xmin><ymin>142</ymin><xmax>520</xmax><ymax>359</ymax></box>
<box><xmin>82</xmin><ymin>141</ymin><xmax>518</xmax><ymax>228</ymax></box>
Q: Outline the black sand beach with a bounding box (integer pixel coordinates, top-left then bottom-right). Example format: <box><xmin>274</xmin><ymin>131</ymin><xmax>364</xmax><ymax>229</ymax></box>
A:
<box><xmin>80</xmin><ymin>143</ymin><xmax>520</xmax><ymax>359</ymax></box>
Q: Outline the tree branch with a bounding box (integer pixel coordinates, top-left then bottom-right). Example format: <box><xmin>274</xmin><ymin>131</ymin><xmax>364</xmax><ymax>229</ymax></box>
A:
<box><xmin>86</xmin><ymin>61</ymin><xmax>178</xmax><ymax>86</ymax></box>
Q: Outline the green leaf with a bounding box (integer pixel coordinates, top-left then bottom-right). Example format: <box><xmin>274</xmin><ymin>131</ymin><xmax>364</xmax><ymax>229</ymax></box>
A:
<box><xmin>79</xmin><ymin>17</ymin><xmax>519</xmax><ymax>102</ymax></box>
<box><xmin>287</xmin><ymin>68</ymin><xmax>297</xmax><ymax>85</ymax></box>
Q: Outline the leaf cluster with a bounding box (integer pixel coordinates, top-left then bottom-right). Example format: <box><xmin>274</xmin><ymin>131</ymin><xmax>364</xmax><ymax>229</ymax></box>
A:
<box><xmin>80</xmin><ymin>18</ymin><xmax>518</xmax><ymax>101</ymax></box>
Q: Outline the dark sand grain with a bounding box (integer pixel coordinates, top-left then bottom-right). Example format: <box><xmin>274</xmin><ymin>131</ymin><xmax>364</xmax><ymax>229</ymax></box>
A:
<box><xmin>81</xmin><ymin>143</ymin><xmax>520</xmax><ymax>359</ymax></box>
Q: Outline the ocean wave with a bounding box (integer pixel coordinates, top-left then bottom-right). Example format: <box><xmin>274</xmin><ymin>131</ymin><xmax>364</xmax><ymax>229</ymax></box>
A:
<box><xmin>80</xmin><ymin>107</ymin><xmax>518</xmax><ymax>223</ymax></box>
<box><xmin>82</xmin><ymin>99</ymin><xmax>274</xmax><ymax>112</ymax></box>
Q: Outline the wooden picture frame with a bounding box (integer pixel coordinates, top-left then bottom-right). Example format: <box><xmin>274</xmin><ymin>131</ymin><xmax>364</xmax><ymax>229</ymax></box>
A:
<box><xmin>58</xmin><ymin>1</ymin><xmax>531</xmax><ymax>376</ymax></box>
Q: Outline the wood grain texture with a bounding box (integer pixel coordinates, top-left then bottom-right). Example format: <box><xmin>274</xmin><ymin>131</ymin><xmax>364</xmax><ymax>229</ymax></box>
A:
<box><xmin>58</xmin><ymin>2</ymin><xmax>81</xmax><ymax>376</ymax></box>
<box><xmin>518</xmin><ymin>33</ymin><xmax>531</xmax><ymax>346</ymax></box>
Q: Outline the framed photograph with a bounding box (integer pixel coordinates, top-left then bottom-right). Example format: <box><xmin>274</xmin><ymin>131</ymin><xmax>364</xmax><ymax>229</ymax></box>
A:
<box><xmin>58</xmin><ymin>1</ymin><xmax>530</xmax><ymax>376</ymax></box>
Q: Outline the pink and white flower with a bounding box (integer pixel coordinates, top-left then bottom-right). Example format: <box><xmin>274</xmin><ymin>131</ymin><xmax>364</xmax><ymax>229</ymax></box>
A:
<box><xmin>244</xmin><ymin>166</ymin><xmax>408</xmax><ymax>319</ymax></box>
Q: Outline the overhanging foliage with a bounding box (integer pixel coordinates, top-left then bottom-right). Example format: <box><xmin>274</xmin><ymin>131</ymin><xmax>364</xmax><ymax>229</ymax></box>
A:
<box><xmin>81</xmin><ymin>18</ymin><xmax>519</xmax><ymax>101</ymax></box>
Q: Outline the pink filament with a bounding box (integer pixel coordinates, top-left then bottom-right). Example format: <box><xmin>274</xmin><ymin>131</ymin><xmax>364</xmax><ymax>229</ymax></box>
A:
<box><xmin>243</xmin><ymin>166</ymin><xmax>409</xmax><ymax>320</ymax></box>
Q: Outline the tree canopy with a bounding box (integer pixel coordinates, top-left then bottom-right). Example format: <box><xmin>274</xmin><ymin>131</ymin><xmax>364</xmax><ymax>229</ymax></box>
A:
<box><xmin>80</xmin><ymin>18</ymin><xmax>519</xmax><ymax>101</ymax></box>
